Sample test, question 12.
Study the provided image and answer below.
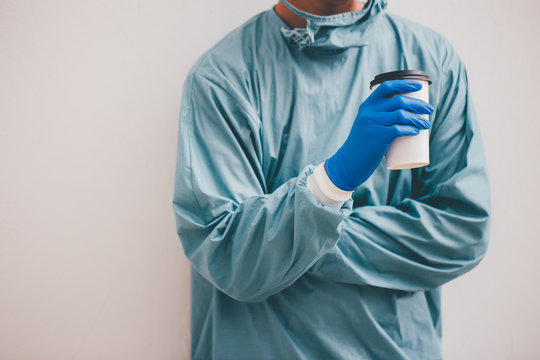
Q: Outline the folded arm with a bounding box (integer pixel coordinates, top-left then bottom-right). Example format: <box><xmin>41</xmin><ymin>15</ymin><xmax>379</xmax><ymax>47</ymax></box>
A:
<box><xmin>307</xmin><ymin>47</ymin><xmax>491</xmax><ymax>291</ymax></box>
<box><xmin>173</xmin><ymin>68</ymin><xmax>352</xmax><ymax>303</ymax></box>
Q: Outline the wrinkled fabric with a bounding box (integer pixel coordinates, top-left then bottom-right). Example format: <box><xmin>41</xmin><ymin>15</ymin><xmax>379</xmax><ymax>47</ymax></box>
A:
<box><xmin>279</xmin><ymin>0</ymin><xmax>384</xmax><ymax>51</ymax></box>
<box><xmin>172</xmin><ymin>0</ymin><xmax>491</xmax><ymax>358</ymax></box>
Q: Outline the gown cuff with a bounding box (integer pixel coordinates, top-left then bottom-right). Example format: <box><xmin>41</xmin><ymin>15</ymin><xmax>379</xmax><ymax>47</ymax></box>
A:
<box><xmin>306</xmin><ymin>163</ymin><xmax>353</xmax><ymax>209</ymax></box>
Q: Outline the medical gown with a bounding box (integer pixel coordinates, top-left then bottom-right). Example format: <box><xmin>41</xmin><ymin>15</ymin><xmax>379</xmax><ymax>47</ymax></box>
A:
<box><xmin>172</xmin><ymin>0</ymin><xmax>491</xmax><ymax>358</ymax></box>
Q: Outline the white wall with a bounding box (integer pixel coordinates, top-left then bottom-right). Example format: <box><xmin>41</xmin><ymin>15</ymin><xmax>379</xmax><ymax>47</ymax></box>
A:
<box><xmin>1</xmin><ymin>0</ymin><xmax>538</xmax><ymax>359</ymax></box>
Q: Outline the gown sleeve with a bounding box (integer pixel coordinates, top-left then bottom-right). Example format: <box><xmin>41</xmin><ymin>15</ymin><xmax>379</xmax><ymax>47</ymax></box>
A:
<box><xmin>307</xmin><ymin>43</ymin><xmax>491</xmax><ymax>292</ymax></box>
<box><xmin>172</xmin><ymin>64</ymin><xmax>353</xmax><ymax>303</ymax></box>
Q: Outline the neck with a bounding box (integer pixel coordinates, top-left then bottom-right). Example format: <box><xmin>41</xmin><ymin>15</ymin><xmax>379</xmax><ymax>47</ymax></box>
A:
<box><xmin>274</xmin><ymin>0</ymin><xmax>365</xmax><ymax>28</ymax></box>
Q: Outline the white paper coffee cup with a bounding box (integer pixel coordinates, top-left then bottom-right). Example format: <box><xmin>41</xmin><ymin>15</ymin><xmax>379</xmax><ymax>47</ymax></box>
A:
<box><xmin>370</xmin><ymin>70</ymin><xmax>432</xmax><ymax>170</ymax></box>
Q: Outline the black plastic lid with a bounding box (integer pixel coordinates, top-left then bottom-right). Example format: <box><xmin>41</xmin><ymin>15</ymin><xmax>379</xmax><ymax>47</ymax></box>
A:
<box><xmin>370</xmin><ymin>70</ymin><xmax>432</xmax><ymax>89</ymax></box>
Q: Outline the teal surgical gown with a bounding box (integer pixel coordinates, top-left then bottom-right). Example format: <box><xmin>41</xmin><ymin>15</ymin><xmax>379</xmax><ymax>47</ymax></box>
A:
<box><xmin>172</xmin><ymin>0</ymin><xmax>491</xmax><ymax>358</ymax></box>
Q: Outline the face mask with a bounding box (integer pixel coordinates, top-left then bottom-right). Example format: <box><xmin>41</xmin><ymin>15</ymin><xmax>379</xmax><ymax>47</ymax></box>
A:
<box><xmin>278</xmin><ymin>0</ymin><xmax>387</xmax><ymax>52</ymax></box>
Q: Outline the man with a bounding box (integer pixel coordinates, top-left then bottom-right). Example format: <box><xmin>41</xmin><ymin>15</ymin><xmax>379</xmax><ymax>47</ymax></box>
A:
<box><xmin>172</xmin><ymin>0</ymin><xmax>491</xmax><ymax>358</ymax></box>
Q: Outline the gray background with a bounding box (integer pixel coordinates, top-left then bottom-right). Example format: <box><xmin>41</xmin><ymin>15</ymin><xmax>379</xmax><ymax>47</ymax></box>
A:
<box><xmin>1</xmin><ymin>0</ymin><xmax>538</xmax><ymax>358</ymax></box>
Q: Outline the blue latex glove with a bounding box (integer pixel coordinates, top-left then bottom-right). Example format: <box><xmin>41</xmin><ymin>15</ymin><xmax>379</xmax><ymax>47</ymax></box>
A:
<box><xmin>324</xmin><ymin>80</ymin><xmax>434</xmax><ymax>191</ymax></box>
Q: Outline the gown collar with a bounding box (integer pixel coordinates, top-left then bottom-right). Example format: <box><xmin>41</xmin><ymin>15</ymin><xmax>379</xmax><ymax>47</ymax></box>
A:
<box><xmin>276</xmin><ymin>0</ymin><xmax>388</xmax><ymax>52</ymax></box>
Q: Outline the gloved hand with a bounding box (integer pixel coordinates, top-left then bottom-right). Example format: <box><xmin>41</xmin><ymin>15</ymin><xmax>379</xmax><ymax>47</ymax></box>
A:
<box><xmin>324</xmin><ymin>80</ymin><xmax>434</xmax><ymax>191</ymax></box>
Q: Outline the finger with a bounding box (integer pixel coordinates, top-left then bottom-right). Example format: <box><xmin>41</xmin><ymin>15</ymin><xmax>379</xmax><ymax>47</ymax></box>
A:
<box><xmin>378</xmin><ymin>95</ymin><xmax>434</xmax><ymax>115</ymax></box>
<box><xmin>371</xmin><ymin>110</ymin><xmax>431</xmax><ymax>129</ymax></box>
<box><xmin>370</xmin><ymin>80</ymin><xmax>423</xmax><ymax>99</ymax></box>
<box><xmin>391</xmin><ymin>124</ymin><xmax>421</xmax><ymax>138</ymax></box>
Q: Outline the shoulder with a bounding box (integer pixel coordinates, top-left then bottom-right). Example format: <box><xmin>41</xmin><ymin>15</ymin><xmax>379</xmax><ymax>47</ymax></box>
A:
<box><xmin>382</xmin><ymin>12</ymin><xmax>463</xmax><ymax>67</ymax></box>
<box><xmin>381</xmin><ymin>13</ymin><xmax>444</xmax><ymax>44</ymax></box>
<box><xmin>179</xmin><ymin>11</ymin><xmax>274</xmax><ymax>125</ymax></box>
<box><xmin>183</xmin><ymin>10</ymin><xmax>276</xmax><ymax>97</ymax></box>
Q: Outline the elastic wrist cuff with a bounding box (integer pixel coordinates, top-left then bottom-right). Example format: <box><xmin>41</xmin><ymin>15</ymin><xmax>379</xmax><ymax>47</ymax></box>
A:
<box><xmin>307</xmin><ymin>163</ymin><xmax>353</xmax><ymax>208</ymax></box>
